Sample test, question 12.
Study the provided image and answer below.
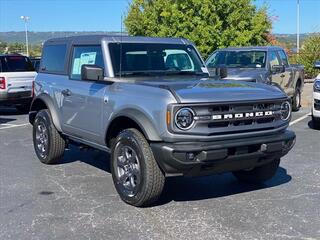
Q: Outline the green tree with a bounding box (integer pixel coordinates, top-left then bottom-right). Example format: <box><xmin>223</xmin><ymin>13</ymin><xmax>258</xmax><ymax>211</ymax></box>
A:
<box><xmin>298</xmin><ymin>33</ymin><xmax>320</xmax><ymax>78</ymax></box>
<box><xmin>7</xmin><ymin>42</ymin><xmax>25</xmax><ymax>54</ymax></box>
<box><xmin>0</xmin><ymin>41</ymin><xmax>8</xmax><ymax>53</ymax></box>
<box><xmin>125</xmin><ymin>0</ymin><xmax>272</xmax><ymax>58</ymax></box>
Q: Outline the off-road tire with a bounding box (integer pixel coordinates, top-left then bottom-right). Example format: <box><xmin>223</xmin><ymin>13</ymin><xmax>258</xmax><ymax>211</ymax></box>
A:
<box><xmin>111</xmin><ymin>128</ymin><xmax>165</xmax><ymax>207</ymax></box>
<box><xmin>312</xmin><ymin>116</ymin><xmax>320</xmax><ymax>130</ymax></box>
<box><xmin>232</xmin><ymin>159</ymin><xmax>280</xmax><ymax>184</ymax></box>
<box><xmin>33</xmin><ymin>109</ymin><xmax>65</xmax><ymax>164</ymax></box>
<box><xmin>292</xmin><ymin>86</ymin><xmax>301</xmax><ymax>112</ymax></box>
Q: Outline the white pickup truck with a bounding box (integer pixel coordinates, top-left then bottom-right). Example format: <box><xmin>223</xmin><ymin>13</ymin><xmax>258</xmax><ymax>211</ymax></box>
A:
<box><xmin>312</xmin><ymin>61</ymin><xmax>320</xmax><ymax>128</ymax></box>
<box><xmin>0</xmin><ymin>54</ymin><xmax>37</xmax><ymax>112</ymax></box>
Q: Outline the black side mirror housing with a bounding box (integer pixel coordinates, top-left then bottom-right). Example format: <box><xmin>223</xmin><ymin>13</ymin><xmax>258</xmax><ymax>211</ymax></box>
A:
<box><xmin>81</xmin><ymin>64</ymin><xmax>104</xmax><ymax>81</ymax></box>
<box><xmin>208</xmin><ymin>67</ymin><xmax>228</xmax><ymax>79</ymax></box>
<box><xmin>314</xmin><ymin>60</ymin><xmax>320</xmax><ymax>69</ymax></box>
<box><xmin>271</xmin><ymin>65</ymin><xmax>285</xmax><ymax>74</ymax></box>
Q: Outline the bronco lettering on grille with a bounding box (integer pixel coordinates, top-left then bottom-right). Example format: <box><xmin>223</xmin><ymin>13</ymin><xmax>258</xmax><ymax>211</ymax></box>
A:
<box><xmin>212</xmin><ymin>111</ymin><xmax>273</xmax><ymax>121</ymax></box>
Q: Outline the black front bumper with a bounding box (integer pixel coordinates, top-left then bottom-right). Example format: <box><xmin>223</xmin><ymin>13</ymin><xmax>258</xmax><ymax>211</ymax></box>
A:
<box><xmin>150</xmin><ymin>130</ymin><xmax>295</xmax><ymax>177</ymax></box>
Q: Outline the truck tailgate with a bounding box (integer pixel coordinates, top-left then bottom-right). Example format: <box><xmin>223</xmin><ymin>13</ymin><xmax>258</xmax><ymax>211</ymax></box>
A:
<box><xmin>1</xmin><ymin>72</ymin><xmax>36</xmax><ymax>93</ymax></box>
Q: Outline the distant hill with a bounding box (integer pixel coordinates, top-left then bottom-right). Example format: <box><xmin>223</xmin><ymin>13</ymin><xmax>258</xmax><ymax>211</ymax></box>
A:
<box><xmin>0</xmin><ymin>31</ymin><xmax>123</xmax><ymax>44</ymax></box>
<box><xmin>0</xmin><ymin>31</ymin><xmax>313</xmax><ymax>46</ymax></box>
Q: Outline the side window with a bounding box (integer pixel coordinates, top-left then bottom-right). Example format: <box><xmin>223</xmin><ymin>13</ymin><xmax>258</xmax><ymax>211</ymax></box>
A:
<box><xmin>268</xmin><ymin>51</ymin><xmax>281</xmax><ymax>69</ymax></box>
<box><xmin>70</xmin><ymin>45</ymin><xmax>104</xmax><ymax>80</ymax></box>
<box><xmin>41</xmin><ymin>44</ymin><xmax>67</xmax><ymax>73</ymax></box>
<box><xmin>278</xmin><ymin>50</ymin><xmax>289</xmax><ymax>67</ymax></box>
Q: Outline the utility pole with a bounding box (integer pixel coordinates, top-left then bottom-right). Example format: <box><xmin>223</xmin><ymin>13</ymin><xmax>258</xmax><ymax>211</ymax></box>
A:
<box><xmin>20</xmin><ymin>16</ymin><xmax>30</xmax><ymax>56</ymax></box>
<box><xmin>296</xmin><ymin>0</ymin><xmax>300</xmax><ymax>54</ymax></box>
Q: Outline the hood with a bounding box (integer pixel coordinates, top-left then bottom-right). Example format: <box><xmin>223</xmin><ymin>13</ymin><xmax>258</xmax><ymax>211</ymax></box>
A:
<box><xmin>138</xmin><ymin>78</ymin><xmax>286</xmax><ymax>103</ymax></box>
<box><xmin>224</xmin><ymin>68</ymin><xmax>266</xmax><ymax>81</ymax></box>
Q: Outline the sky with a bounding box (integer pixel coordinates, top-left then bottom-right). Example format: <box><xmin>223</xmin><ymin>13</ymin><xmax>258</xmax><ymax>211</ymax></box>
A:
<box><xmin>0</xmin><ymin>0</ymin><xmax>319</xmax><ymax>34</ymax></box>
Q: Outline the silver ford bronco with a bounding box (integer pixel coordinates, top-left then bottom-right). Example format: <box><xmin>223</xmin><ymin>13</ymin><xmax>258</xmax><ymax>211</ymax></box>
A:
<box><xmin>29</xmin><ymin>35</ymin><xmax>296</xmax><ymax>207</ymax></box>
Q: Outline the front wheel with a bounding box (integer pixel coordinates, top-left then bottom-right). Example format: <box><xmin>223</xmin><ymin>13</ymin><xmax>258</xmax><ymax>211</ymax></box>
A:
<box><xmin>292</xmin><ymin>86</ymin><xmax>301</xmax><ymax>112</ymax></box>
<box><xmin>111</xmin><ymin>128</ymin><xmax>165</xmax><ymax>207</ymax></box>
<box><xmin>232</xmin><ymin>159</ymin><xmax>280</xmax><ymax>184</ymax></box>
<box><xmin>33</xmin><ymin>109</ymin><xmax>65</xmax><ymax>164</ymax></box>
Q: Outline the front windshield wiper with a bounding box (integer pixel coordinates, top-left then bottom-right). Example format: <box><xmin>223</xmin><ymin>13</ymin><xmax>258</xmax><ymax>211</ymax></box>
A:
<box><xmin>164</xmin><ymin>70</ymin><xmax>208</xmax><ymax>76</ymax></box>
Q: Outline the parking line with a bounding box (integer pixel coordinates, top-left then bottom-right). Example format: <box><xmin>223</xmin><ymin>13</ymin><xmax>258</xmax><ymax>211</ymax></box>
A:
<box><xmin>0</xmin><ymin>123</ymin><xmax>30</xmax><ymax>130</ymax></box>
<box><xmin>290</xmin><ymin>113</ymin><xmax>311</xmax><ymax>126</ymax></box>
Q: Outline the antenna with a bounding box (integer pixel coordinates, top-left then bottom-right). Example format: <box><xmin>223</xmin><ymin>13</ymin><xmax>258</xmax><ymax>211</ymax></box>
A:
<box><xmin>119</xmin><ymin>14</ymin><xmax>123</xmax><ymax>79</ymax></box>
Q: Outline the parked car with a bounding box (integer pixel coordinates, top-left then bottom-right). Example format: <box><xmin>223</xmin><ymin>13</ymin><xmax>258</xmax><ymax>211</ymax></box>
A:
<box><xmin>206</xmin><ymin>46</ymin><xmax>305</xmax><ymax>111</ymax></box>
<box><xmin>30</xmin><ymin>57</ymin><xmax>41</xmax><ymax>72</ymax></box>
<box><xmin>29</xmin><ymin>35</ymin><xmax>295</xmax><ymax>207</ymax></box>
<box><xmin>0</xmin><ymin>54</ymin><xmax>37</xmax><ymax>112</ymax></box>
<box><xmin>312</xmin><ymin>61</ymin><xmax>320</xmax><ymax>129</ymax></box>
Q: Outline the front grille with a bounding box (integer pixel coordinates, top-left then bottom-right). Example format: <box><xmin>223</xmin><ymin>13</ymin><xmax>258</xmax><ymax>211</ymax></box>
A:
<box><xmin>170</xmin><ymin>99</ymin><xmax>287</xmax><ymax>136</ymax></box>
<box><xmin>314</xmin><ymin>99</ymin><xmax>320</xmax><ymax>110</ymax></box>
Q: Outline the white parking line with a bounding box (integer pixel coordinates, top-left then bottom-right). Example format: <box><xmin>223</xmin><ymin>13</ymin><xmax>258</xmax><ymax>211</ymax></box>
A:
<box><xmin>0</xmin><ymin>123</ymin><xmax>30</xmax><ymax>130</ymax></box>
<box><xmin>289</xmin><ymin>112</ymin><xmax>311</xmax><ymax>126</ymax></box>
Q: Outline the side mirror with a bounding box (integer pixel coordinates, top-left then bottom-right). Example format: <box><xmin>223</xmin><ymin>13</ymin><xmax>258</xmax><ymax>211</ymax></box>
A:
<box><xmin>314</xmin><ymin>61</ymin><xmax>320</xmax><ymax>69</ymax></box>
<box><xmin>208</xmin><ymin>66</ymin><xmax>228</xmax><ymax>79</ymax></box>
<box><xmin>271</xmin><ymin>65</ymin><xmax>285</xmax><ymax>74</ymax></box>
<box><xmin>81</xmin><ymin>64</ymin><xmax>104</xmax><ymax>81</ymax></box>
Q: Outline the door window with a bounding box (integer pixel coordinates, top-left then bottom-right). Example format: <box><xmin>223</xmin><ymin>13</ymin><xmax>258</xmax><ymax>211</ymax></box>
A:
<box><xmin>268</xmin><ymin>51</ymin><xmax>281</xmax><ymax>69</ymax></box>
<box><xmin>41</xmin><ymin>44</ymin><xmax>67</xmax><ymax>73</ymax></box>
<box><xmin>278</xmin><ymin>50</ymin><xmax>289</xmax><ymax>67</ymax></box>
<box><xmin>70</xmin><ymin>46</ymin><xmax>104</xmax><ymax>80</ymax></box>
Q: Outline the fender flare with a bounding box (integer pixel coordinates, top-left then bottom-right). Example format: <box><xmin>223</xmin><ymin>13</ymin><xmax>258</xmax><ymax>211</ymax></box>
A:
<box><xmin>107</xmin><ymin>109</ymin><xmax>162</xmax><ymax>142</ymax></box>
<box><xmin>29</xmin><ymin>94</ymin><xmax>63</xmax><ymax>132</ymax></box>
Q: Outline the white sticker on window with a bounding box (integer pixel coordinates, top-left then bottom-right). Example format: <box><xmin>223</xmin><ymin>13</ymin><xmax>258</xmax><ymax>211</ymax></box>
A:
<box><xmin>72</xmin><ymin>52</ymin><xmax>97</xmax><ymax>75</ymax></box>
<box><xmin>201</xmin><ymin>67</ymin><xmax>209</xmax><ymax>73</ymax></box>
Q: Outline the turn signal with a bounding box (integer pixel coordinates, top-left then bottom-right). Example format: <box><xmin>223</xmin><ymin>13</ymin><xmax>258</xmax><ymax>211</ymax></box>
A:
<box><xmin>0</xmin><ymin>77</ymin><xmax>5</xmax><ymax>89</ymax></box>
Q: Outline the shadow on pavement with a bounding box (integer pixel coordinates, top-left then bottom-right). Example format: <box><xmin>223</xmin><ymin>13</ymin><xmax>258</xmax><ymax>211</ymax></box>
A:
<box><xmin>56</xmin><ymin>146</ymin><xmax>291</xmax><ymax>206</ymax></box>
<box><xmin>157</xmin><ymin>167</ymin><xmax>291</xmax><ymax>205</ymax></box>
<box><xmin>0</xmin><ymin>106</ymin><xmax>25</xmax><ymax>116</ymax></box>
<box><xmin>308</xmin><ymin>120</ymin><xmax>320</xmax><ymax>131</ymax></box>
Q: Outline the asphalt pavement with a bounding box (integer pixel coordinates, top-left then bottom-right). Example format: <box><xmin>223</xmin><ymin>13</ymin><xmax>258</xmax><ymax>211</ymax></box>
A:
<box><xmin>0</xmin><ymin>106</ymin><xmax>319</xmax><ymax>240</ymax></box>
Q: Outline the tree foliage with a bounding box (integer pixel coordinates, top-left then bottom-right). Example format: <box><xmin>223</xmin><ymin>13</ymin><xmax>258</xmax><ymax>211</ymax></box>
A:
<box><xmin>298</xmin><ymin>34</ymin><xmax>320</xmax><ymax>78</ymax></box>
<box><xmin>125</xmin><ymin>0</ymin><xmax>272</xmax><ymax>58</ymax></box>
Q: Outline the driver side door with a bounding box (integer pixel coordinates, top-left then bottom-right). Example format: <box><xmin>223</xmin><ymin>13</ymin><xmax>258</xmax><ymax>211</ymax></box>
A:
<box><xmin>268</xmin><ymin>51</ymin><xmax>284</xmax><ymax>89</ymax></box>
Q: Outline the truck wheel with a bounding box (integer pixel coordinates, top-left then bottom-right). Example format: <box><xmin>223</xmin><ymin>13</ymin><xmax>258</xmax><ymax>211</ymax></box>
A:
<box><xmin>232</xmin><ymin>159</ymin><xmax>280</xmax><ymax>184</ymax></box>
<box><xmin>33</xmin><ymin>109</ymin><xmax>65</xmax><ymax>164</ymax></box>
<box><xmin>292</xmin><ymin>86</ymin><xmax>301</xmax><ymax>111</ymax></box>
<box><xmin>111</xmin><ymin>128</ymin><xmax>165</xmax><ymax>207</ymax></box>
<box><xmin>312</xmin><ymin>116</ymin><xmax>320</xmax><ymax>130</ymax></box>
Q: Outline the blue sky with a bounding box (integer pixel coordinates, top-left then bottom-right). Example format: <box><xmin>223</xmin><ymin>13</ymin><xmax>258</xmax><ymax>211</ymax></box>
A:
<box><xmin>0</xmin><ymin>0</ymin><xmax>319</xmax><ymax>34</ymax></box>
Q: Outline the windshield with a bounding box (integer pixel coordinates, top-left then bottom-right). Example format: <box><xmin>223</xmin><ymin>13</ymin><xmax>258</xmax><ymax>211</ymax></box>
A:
<box><xmin>207</xmin><ymin>51</ymin><xmax>267</xmax><ymax>68</ymax></box>
<box><xmin>0</xmin><ymin>56</ymin><xmax>35</xmax><ymax>72</ymax></box>
<box><xmin>109</xmin><ymin>43</ymin><xmax>208</xmax><ymax>77</ymax></box>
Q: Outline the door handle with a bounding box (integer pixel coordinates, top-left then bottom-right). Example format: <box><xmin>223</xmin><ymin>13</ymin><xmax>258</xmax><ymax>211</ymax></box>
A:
<box><xmin>61</xmin><ymin>89</ymin><xmax>72</xmax><ymax>96</ymax></box>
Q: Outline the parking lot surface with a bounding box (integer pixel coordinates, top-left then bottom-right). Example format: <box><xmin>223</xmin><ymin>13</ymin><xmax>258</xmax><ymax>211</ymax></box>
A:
<box><xmin>0</xmin><ymin>94</ymin><xmax>319</xmax><ymax>239</ymax></box>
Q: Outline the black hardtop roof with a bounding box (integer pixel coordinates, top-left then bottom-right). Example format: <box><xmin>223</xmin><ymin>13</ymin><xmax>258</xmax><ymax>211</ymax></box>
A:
<box><xmin>44</xmin><ymin>35</ymin><xmax>193</xmax><ymax>46</ymax></box>
<box><xmin>216</xmin><ymin>46</ymin><xmax>284</xmax><ymax>52</ymax></box>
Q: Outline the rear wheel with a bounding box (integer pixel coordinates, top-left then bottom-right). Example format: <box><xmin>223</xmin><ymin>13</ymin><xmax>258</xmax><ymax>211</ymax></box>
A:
<box><xmin>111</xmin><ymin>128</ymin><xmax>165</xmax><ymax>207</ymax></box>
<box><xmin>232</xmin><ymin>159</ymin><xmax>280</xmax><ymax>184</ymax></box>
<box><xmin>33</xmin><ymin>109</ymin><xmax>65</xmax><ymax>164</ymax></box>
<box><xmin>292</xmin><ymin>86</ymin><xmax>301</xmax><ymax>111</ymax></box>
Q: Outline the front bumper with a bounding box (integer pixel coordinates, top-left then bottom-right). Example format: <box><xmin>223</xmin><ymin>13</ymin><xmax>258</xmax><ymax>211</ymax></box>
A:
<box><xmin>151</xmin><ymin>130</ymin><xmax>295</xmax><ymax>177</ymax></box>
<box><xmin>0</xmin><ymin>91</ymin><xmax>32</xmax><ymax>105</ymax></box>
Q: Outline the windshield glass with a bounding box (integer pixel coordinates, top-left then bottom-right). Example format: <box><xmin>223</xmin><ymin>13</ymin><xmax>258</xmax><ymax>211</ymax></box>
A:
<box><xmin>0</xmin><ymin>56</ymin><xmax>35</xmax><ymax>72</ymax></box>
<box><xmin>207</xmin><ymin>51</ymin><xmax>267</xmax><ymax>68</ymax></box>
<box><xmin>109</xmin><ymin>43</ymin><xmax>207</xmax><ymax>77</ymax></box>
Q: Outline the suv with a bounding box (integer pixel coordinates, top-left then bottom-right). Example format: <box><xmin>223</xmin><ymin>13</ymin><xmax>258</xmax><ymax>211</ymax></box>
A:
<box><xmin>29</xmin><ymin>36</ymin><xmax>296</xmax><ymax>207</ymax></box>
<box><xmin>206</xmin><ymin>46</ymin><xmax>305</xmax><ymax>111</ymax></box>
<box><xmin>0</xmin><ymin>54</ymin><xmax>37</xmax><ymax>112</ymax></box>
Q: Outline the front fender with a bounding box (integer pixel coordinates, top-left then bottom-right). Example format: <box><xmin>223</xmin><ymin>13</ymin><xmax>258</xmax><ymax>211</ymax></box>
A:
<box><xmin>109</xmin><ymin>109</ymin><xmax>163</xmax><ymax>142</ymax></box>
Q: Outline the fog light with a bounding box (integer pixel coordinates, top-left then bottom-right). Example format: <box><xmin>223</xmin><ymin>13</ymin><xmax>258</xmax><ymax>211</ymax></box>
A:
<box><xmin>282</xmin><ymin>138</ymin><xmax>296</xmax><ymax>152</ymax></box>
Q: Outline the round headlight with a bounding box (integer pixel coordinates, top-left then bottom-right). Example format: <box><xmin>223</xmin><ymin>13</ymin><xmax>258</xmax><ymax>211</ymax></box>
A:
<box><xmin>314</xmin><ymin>80</ymin><xmax>320</xmax><ymax>92</ymax></box>
<box><xmin>280</xmin><ymin>101</ymin><xmax>291</xmax><ymax>121</ymax></box>
<box><xmin>175</xmin><ymin>108</ymin><xmax>195</xmax><ymax>130</ymax></box>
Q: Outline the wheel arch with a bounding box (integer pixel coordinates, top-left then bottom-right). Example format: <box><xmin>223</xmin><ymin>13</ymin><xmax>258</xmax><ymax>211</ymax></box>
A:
<box><xmin>29</xmin><ymin>94</ymin><xmax>62</xmax><ymax>132</ymax></box>
<box><xmin>105</xmin><ymin>110</ymin><xmax>162</xmax><ymax>148</ymax></box>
